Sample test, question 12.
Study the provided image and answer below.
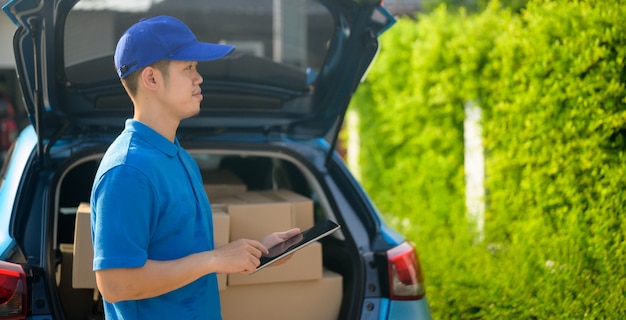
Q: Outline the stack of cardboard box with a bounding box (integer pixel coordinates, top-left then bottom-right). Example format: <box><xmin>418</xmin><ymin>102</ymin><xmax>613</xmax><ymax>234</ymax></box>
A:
<box><xmin>203</xmin><ymin>169</ymin><xmax>343</xmax><ymax>320</ymax></box>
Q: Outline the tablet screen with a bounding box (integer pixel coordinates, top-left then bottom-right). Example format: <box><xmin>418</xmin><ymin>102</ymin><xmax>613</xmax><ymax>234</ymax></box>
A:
<box><xmin>251</xmin><ymin>219</ymin><xmax>341</xmax><ymax>274</ymax></box>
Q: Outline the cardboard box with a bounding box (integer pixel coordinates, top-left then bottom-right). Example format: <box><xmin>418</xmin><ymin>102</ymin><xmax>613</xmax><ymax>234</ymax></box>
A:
<box><xmin>211</xmin><ymin>195</ymin><xmax>293</xmax><ymax>241</ymax></box>
<box><xmin>259</xmin><ymin>189</ymin><xmax>315</xmax><ymax>230</ymax></box>
<box><xmin>212</xmin><ymin>209</ymin><xmax>230</xmax><ymax>247</ymax></box>
<box><xmin>228</xmin><ymin>242</ymin><xmax>323</xmax><ymax>286</ymax></box>
<box><xmin>212</xmin><ymin>209</ymin><xmax>230</xmax><ymax>291</ymax></box>
<box><xmin>58</xmin><ymin>243</ymin><xmax>98</xmax><ymax>319</ymax></box>
<box><xmin>210</xmin><ymin>203</ymin><xmax>228</xmax><ymax>214</ymax></box>
<box><xmin>225</xmin><ymin>190</ymin><xmax>314</xmax><ymax>230</ymax></box>
<box><xmin>202</xmin><ymin>169</ymin><xmax>247</xmax><ymax>198</ymax></box>
<box><xmin>73</xmin><ymin>203</ymin><xmax>97</xmax><ymax>289</ymax></box>
<box><xmin>220</xmin><ymin>269</ymin><xmax>343</xmax><ymax>320</ymax></box>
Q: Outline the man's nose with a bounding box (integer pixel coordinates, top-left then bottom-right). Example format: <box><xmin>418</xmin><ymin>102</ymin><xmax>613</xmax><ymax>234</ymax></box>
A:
<box><xmin>195</xmin><ymin>72</ymin><xmax>203</xmax><ymax>85</ymax></box>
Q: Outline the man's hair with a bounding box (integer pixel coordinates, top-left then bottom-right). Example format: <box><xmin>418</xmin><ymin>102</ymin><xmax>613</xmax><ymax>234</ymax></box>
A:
<box><xmin>121</xmin><ymin>60</ymin><xmax>171</xmax><ymax>97</ymax></box>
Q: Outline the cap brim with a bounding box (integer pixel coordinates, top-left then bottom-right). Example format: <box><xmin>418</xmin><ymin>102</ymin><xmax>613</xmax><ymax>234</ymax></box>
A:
<box><xmin>170</xmin><ymin>42</ymin><xmax>235</xmax><ymax>62</ymax></box>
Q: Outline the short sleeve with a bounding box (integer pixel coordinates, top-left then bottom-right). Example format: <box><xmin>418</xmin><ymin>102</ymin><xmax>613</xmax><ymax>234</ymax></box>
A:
<box><xmin>91</xmin><ymin>165</ymin><xmax>156</xmax><ymax>271</ymax></box>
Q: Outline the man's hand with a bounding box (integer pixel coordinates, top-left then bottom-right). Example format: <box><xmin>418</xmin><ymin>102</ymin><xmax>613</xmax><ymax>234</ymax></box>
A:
<box><xmin>261</xmin><ymin>228</ymin><xmax>301</xmax><ymax>266</ymax></box>
<box><xmin>210</xmin><ymin>239</ymin><xmax>269</xmax><ymax>274</ymax></box>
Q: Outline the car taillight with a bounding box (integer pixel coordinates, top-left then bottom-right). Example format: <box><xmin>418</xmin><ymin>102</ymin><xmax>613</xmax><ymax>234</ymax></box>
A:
<box><xmin>0</xmin><ymin>261</ymin><xmax>27</xmax><ymax>319</ymax></box>
<box><xmin>387</xmin><ymin>242</ymin><xmax>425</xmax><ymax>300</ymax></box>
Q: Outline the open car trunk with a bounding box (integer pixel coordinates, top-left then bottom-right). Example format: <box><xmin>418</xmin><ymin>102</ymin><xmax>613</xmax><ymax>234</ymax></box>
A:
<box><xmin>51</xmin><ymin>144</ymin><xmax>360</xmax><ymax>320</ymax></box>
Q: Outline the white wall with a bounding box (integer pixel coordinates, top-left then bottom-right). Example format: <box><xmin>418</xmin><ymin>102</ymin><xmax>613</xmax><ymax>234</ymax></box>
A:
<box><xmin>464</xmin><ymin>102</ymin><xmax>485</xmax><ymax>243</ymax></box>
<box><xmin>0</xmin><ymin>15</ymin><xmax>17</xmax><ymax>68</ymax></box>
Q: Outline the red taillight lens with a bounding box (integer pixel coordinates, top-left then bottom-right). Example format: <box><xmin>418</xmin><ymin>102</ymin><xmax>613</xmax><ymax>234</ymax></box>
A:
<box><xmin>387</xmin><ymin>242</ymin><xmax>425</xmax><ymax>300</ymax></box>
<box><xmin>0</xmin><ymin>261</ymin><xmax>27</xmax><ymax>319</ymax></box>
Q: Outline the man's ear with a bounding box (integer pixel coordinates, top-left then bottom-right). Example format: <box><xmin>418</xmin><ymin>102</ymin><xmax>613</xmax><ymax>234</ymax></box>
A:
<box><xmin>140</xmin><ymin>67</ymin><xmax>159</xmax><ymax>91</ymax></box>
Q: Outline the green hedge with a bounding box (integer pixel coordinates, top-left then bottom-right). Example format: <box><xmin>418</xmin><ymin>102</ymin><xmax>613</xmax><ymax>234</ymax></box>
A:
<box><xmin>350</xmin><ymin>0</ymin><xmax>626</xmax><ymax>318</ymax></box>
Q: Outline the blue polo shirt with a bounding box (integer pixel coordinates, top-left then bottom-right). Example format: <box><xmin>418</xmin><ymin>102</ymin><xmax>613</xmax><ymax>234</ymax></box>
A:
<box><xmin>90</xmin><ymin>119</ymin><xmax>220</xmax><ymax>320</ymax></box>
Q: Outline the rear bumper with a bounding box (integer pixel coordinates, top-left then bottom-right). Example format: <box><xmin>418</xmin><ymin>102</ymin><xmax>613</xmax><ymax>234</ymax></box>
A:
<box><xmin>366</xmin><ymin>297</ymin><xmax>432</xmax><ymax>320</ymax></box>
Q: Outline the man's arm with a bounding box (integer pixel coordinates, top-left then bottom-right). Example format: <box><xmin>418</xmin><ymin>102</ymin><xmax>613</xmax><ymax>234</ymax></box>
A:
<box><xmin>96</xmin><ymin>238</ymin><xmax>267</xmax><ymax>303</ymax></box>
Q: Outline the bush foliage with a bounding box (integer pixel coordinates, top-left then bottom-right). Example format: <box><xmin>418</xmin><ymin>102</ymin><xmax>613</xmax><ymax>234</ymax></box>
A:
<box><xmin>350</xmin><ymin>0</ymin><xmax>626</xmax><ymax>318</ymax></box>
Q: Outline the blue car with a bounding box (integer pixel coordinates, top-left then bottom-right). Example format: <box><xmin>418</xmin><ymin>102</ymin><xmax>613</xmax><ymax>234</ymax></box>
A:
<box><xmin>0</xmin><ymin>0</ymin><xmax>432</xmax><ymax>319</ymax></box>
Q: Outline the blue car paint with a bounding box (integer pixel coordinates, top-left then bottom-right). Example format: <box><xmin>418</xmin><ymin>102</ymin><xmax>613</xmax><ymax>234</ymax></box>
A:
<box><xmin>0</xmin><ymin>126</ymin><xmax>37</xmax><ymax>259</ymax></box>
<box><xmin>2</xmin><ymin>0</ymin><xmax>41</xmax><ymax>27</ymax></box>
<box><xmin>378</xmin><ymin>298</ymin><xmax>433</xmax><ymax>320</ymax></box>
<box><xmin>1</xmin><ymin>0</ymin><xmax>18</xmax><ymax>26</ymax></box>
<box><xmin>380</xmin><ymin>222</ymin><xmax>406</xmax><ymax>246</ymax></box>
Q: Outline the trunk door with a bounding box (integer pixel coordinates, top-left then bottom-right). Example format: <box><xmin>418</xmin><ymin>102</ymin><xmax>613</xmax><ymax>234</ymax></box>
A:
<box><xmin>3</xmin><ymin>0</ymin><xmax>395</xmax><ymax>162</ymax></box>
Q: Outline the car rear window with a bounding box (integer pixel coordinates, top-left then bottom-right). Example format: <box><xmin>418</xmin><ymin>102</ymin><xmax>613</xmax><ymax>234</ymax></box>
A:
<box><xmin>63</xmin><ymin>0</ymin><xmax>334</xmax><ymax>89</ymax></box>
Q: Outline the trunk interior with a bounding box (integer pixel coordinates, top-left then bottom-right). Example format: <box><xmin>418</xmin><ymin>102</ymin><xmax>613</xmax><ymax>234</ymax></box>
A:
<box><xmin>50</xmin><ymin>149</ymin><xmax>358</xmax><ymax>320</ymax></box>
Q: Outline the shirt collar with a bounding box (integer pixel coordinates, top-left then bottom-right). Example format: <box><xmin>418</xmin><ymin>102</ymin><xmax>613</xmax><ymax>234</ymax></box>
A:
<box><xmin>124</xmin><ymin>119</ymin><xmax>179</xmax><ymax>157</ymax></box>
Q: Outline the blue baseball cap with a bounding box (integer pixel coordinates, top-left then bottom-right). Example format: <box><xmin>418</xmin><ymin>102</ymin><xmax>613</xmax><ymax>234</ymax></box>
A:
<box><xmin>114</xmin><ymin>15</ymin><xmax>235</xmax><ymax>79</ymax></box>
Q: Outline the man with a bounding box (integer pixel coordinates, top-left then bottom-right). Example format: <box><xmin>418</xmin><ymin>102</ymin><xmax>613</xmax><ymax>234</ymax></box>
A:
<box><xmin>90</xmin><ymin>16</ymin><xmax>300</xmax><ymax>319</ymax></box>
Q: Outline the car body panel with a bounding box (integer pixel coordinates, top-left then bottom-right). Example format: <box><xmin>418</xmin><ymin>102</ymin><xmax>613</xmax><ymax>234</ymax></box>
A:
<box><xmin>0</xmin><ymin>126</ymin><xmax>36</xmax><ymax>259</ymax></box>
<box><xmin>379</xmin><ymin>298</ymin><xmax>433</xmax><ymax>320</ymax></box>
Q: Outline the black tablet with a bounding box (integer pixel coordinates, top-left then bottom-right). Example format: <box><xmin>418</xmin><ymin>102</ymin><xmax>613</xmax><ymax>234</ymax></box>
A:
<box><xmin>251</xmin><ymin>219</ymin><xmax>341</xmax><ymax>274</ymax></box>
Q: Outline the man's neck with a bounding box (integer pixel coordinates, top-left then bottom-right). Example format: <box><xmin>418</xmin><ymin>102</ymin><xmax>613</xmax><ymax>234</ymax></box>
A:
<box><xmin>134</xmin><ymin>109</ymin><xmax>179</xmax><ymax>142</ymax></box>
